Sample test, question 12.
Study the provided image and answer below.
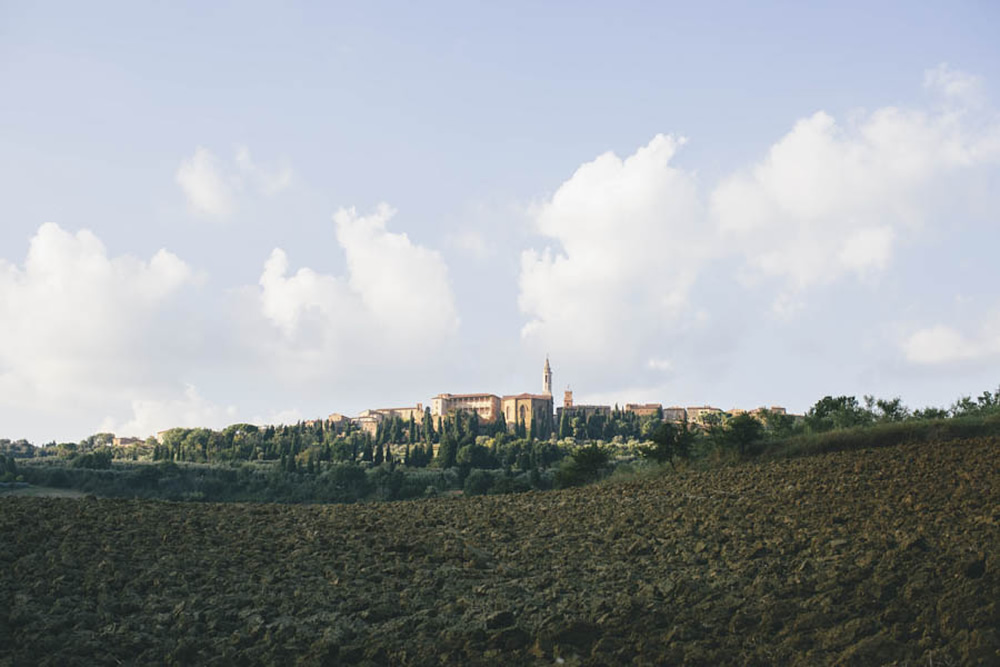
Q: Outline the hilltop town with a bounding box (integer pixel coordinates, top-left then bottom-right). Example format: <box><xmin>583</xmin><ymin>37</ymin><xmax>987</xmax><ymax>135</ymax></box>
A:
<box><xmin>235</xmin><ymin>357</ymin><xmax>788</xmax><ymax>446</ymax></box>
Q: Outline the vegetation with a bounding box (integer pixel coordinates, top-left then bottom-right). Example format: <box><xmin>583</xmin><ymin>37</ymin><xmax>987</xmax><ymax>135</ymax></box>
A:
<box><xmin>638</xmin><ymin>421</ymin><xmax>694</xmax><ymax>469</ymax></box>
<box><xmin>6</xmin><ymin>383</ymin><xmax>1000</xmax><ymax>502</ymax></box>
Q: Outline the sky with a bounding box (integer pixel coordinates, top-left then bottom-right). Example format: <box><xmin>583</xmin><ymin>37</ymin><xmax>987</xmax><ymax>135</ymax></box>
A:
<box><xmin>2</xmin><ymin>1</ymin><xmax>1000</xmax><ymax>443</ymax></box>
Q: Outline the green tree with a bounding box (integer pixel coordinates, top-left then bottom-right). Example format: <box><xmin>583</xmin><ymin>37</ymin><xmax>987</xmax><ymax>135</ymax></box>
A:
<box><xmin>806</xmin><ymin>396</ymin><xmax>873</xmax><ymax>432</ymax></box>
<box><xmin>436</xmin><ymin>430</ymin><xmax>457</xmax><ymax>468</ymax></box>
<box><xmin>639</xmin><ymin>422</ymin><xmax>692</xmax><ymax>469</ymax></box>
<box><xmin>463</xmin><ymin>469</ymin><xmax>494</xmax><ymax>496</ymax></box>
<box><xmin>724</xmin><ymin>414</ymin><xmax>765</xmax><ymax>457</ymax></box>
<box><xmin>556</xmin><ymin>443</ymin><xmax>610</xmax><ymax>488</ymax></box>
<box><xmin>456</xmin><ymin>442</ymin><xmax>496</xmax><ymax>469</ymax></box>
<box><xmin>874</xmin><ymin>396</ymin><xmax>910</xmax><ymax>422</ymax></box>
<box><xmin>760</xmin><ymin>409</ymin><xmax>796</xmax><ymax>438</ymax></box>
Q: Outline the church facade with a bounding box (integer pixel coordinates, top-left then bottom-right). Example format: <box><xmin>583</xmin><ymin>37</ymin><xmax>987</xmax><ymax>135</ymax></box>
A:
<box><xmin>500</xmin><ymin>357</ymin><xmax>554</xmax><ymax>438</ymax></box>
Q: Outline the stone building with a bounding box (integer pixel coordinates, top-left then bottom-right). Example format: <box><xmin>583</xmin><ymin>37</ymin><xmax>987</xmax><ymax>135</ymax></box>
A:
<box><xmin>663</xmin><ymin>406</ymin><xmax>687</xmax><ymax>423</ymax></box>
<box><xmin>371</xmin><ymin>404</ymin><xmax>425</xmax><ymax>422</ymax></box>
<box><xmin>501</xmin><ymin>358</ymin><xmax>555</xmax><ymax>437</ymax></box>
<box><xmin>626</xmin><ymin>403</ymin><xmax>663</xmax><ymax>418</ymax></box>
<box><xmin>556</xmin><ymin>388</ymin><xmax>611</xmax><ymax>423</ymax></box>
<box><xmin>687</xmin><ymin>406</ymin><xmax>724</xmax><ymax>427</ymax></box>
<box><xmin>502</xmin><ymin>393</ymin><xmax>554</xmax><ymax>437</ymax></box>
<box><xmin>431</xmin><ymin>393</ymin><xmax>501</xmax><ymax>423</ymax></box>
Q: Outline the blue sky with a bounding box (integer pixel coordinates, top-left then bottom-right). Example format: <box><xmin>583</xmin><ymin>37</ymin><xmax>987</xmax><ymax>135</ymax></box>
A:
<box><xmin>2</xmin><ymin>1</ymin><xmax>999</xmax><ymax>442</ymax></box>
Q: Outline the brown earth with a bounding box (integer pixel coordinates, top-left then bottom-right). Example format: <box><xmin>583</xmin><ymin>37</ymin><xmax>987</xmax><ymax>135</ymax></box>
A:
<box><xmin>2</xmin><ymin>438</ymin><xmax>998</xmax><ymax>666</ymax></box>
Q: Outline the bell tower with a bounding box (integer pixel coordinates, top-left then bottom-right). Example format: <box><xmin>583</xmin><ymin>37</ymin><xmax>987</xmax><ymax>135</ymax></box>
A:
<box><xmin>543</xmin><ymin>356</ymin><xmax>552</xmax><ymax>396</ymax></box>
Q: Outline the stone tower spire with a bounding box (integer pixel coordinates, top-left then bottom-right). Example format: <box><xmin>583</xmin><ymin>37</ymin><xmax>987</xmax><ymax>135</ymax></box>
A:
<box><xmin>543</xmin><ymin>356</ymin><xmax>552</xmax><ymax>396</ymax></box>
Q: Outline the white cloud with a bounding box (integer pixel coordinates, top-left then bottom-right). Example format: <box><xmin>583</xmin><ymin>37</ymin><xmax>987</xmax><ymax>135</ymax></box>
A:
<box><xmin>838</xmin><ymin>226</ymin><xmax>895</xmax><ymax>274</ymax></box>
<box><xmin>235</xmin><ymin>145</ymin><xmax>293</xmax><ymax>196</ymax></box>
<box><xmin>902</xmin><ymin>308</ymin><xmax>1000</xmax><ymax>367</ymax></box>
<box><xmin>259</xmin><ymin>247</ymin><xmax>353</xmax><ymax>339</ymax></box>
<box><xmin>0</xmin><ymin>223</ymin><xmax>197</xmax><ymax>398</ymax></box>
<box><xmin>924</xmin><ymin>63</ymin><xmax>985</xmax><ymax>105</ymax></box>
<box><xmin>100</xmin><ymin>384</ymin><xmax>238</xmax><ymax>438</ymax></box>
<box><xmin>177</xmin><ymin>145</ymin><xmax>292</xmax><ymax>220</ymax></box>
<box><xmin>647</xmin><ymin>358</ymin><xmax>673</xmax><ymax>372</ymax></box>
<box><xmin>176</xmin><ymin>147</ymin><xmax>237</xmax><ymax>219</ymax></box>
<box><xmin>711</xmin><ymin>66</ymin><xmax>1000</xmax><ymax>303</ymax></box>
<box><xmin>0</xmin><ymin>224</ymin><xmax>205</xmax><ymax>439</ymax></box>
<box><xmin>255</xmin><ymin>203</ymin><xmax>459</xmax><ymax>374</ymax></box>
<box><xmin>518</xmin><ymin>134</ymin><xmax>706</xmax><ymax>362</ymax></box>
<box><xmin>902</xmin><ymin>325</ymin><xmax>988</xmax><ymax>365</ymax></box>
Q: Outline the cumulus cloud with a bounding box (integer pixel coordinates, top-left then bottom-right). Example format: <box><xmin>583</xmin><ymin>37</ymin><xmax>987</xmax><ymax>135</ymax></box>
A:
<box><xmin>0</xmin><ymin>223</ymin><xmax>207</xmax><ymax>440</ymax></box>
<box><xmin>711</xmin><ymin>66</ymin><xmax>1000</xmax><ymax>306</ymax></box>
<box><xmin>100</xmin><ymin>384</ymin><xmax>238</xmax><ymax>438</ymax></box>
<box><xmin>255</xmin><ymin>204</ymin><xmax>459</xmax><ymax>373</ymax></box>
<box><xmin>235</xmin><ymin>146</ymin><xmax>293</xmax><ymax>196</ymax></box>
<box><xmin>518</xmin><ymin>134</ymin><xmax>706</xmax><ymax>362</ymax></box>
<box><xmin>902</xmin><ymin>325</ymin><xmax>982</xmax><ymax>365</ymax></box>
<box><xmin>177</xmin><ymin>145</ymin><xmax>292</xmax><ymax>220</ymax></box>
<box><xmin>176</xmin><ymin>147</ymin><xmax>237</xmax><ymax>219</ymax></box>
<box><xmin>521</xmin><ymin>64</ymin><xmax>1000</xmax><ymax>389</ymax></box>
<box><xmin>0</xmin><ymin>223</ymin><xmax>197</xmax><ymax>398</ymax></box>
<box><xmin>902</xmin><ymin>311</ymin><xmax>1000</xmax><ymax>367</ymax></box>
<box><xmin>924</xmin><ymin>63</ymin><xmax>985</xmax><ymax>105</ymax></box>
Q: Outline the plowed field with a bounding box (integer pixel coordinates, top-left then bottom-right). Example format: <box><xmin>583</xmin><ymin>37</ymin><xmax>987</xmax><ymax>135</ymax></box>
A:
<box><xmin>2</xmin><ymin>438</ymin><xmax>998</xmax><ymax>665</ymax></box>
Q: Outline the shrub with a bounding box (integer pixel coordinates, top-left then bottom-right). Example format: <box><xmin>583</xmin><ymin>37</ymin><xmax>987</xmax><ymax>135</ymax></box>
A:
<box><xmin>463</xmin><ymin>469</ymin><xmax>495</xmax><ymax>496</ymax></box>
<box><xmin>555</xmin><ymin>444</ymin><xmax>610</xmax><ymax>488</ymax></box>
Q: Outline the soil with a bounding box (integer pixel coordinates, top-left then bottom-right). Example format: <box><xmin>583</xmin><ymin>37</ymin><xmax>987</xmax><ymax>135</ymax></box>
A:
<box><xmin>2</xmin><ymin>438</ymin><xmax>998</xmax><ymax>665</ymax></box>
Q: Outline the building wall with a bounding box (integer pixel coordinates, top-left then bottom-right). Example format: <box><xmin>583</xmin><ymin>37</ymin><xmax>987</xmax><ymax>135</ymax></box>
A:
<box><xmin>663</xmin><ymin>407</ymin><xmax>687</xmax><ymax>423</ymax></box>
<box><xmin>430</xmin><ymin>394</ymin><xmax>501</xmax><ymax>422</ymax></box>
<box><xmin>626</xmin><ymin>403</ymin><xmax>663</xmax><ymax>418</ymax></box>
<box><xmin>372</xmin><ymin>403</ymin><xmax>424</xmax><ymax>422</ymax></box>
<box><xmin>687</xmin><ymin>406</ymin><xmax>723</xmax><ymax>427</ymax></box>
<box><xmin>502</xmin><ymin>394</ymin><xmax>554</xmax><ymax>437</ymax></box>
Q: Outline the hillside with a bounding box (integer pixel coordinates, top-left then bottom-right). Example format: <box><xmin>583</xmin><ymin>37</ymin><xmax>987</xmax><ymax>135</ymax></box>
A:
<box><xmin>2</xmin><ymin>438</ymin><xmax>998</xmax><ymax>665</ymax></box>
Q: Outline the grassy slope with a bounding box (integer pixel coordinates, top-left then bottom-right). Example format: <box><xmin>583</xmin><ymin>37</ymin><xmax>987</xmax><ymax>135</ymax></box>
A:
<box><xmin>761</xmin><ymin>413</ymin><xmax>1000</xmax><ymax>459</ymax></box>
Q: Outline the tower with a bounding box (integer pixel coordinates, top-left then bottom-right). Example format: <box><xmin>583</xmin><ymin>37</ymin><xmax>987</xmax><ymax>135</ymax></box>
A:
<box><xmin>543</xmin><ymin>356</ymin><xmax>552</xmax><ymax>396</ymax></box>
<box><xmin>564</xmin><ymin>388</ymin><xmax>573</xmax><ymax>408</ymax></box>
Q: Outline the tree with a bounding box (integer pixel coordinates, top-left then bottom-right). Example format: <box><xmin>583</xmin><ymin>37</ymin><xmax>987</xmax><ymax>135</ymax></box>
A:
<box><xmin>463</xmin><ymin>469</ymin><xmax>494</xmax><ymax>496</ymax></box>
<box><xmin>724</xmin><ymin>414</ymin><xmax>765</xmax><ymax>457</ymax></box>
<box><xmin>456</xmin><ymin>442</ymin><xmax>496</xmax><ymax>469</ymax></box>
<box><xmin>423</xmin><ymin>408</ymin><xmax>435</xmax><ymax>445</ymax></box>
<box><xmin>436</xmin><ymin>430</ymin><xmax>457</xmax><ymax>469</ymax></box>
<box><xmin>760</xmin><ymin>409</ymin><xmax>796</xmax><ymax>438</ymax></box>
<box><xmin>875</xmin><ymin>397</ymin><xmax>910</xmax><ymax>422</ymax></box>
<box><xmin>639</xmin><ymin>422</ymin><xmax>692</xmax><ymax>469</ymax></box>
<box><xmin>556</xmin><ymin>443</ymin><xmax>610</xmax><ymax>487</ymax></box>
<box><xmin>806</xmin><ymin>396</ymin><xmax>872</xmax><ymax>432</ymax></box>
<box><xmin>913</xmin><ymin>406</ymin><xmax>949</xmax><ymax>420</ymax></box>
